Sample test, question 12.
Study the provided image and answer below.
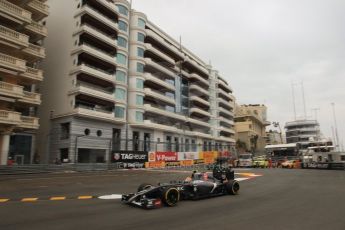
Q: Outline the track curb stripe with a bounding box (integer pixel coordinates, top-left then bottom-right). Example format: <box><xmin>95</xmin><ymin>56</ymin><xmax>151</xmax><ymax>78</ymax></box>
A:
<box><xmin>78</xmin><ymin>196</ymin><xmax>93</xmax><ymax>200</ymax></box>
<box><xmin>22</xmin><ymin>198</ymin><xmax>38</xmax><ymax>202</ymax></box>
<box><xmin>50</xmin><ymin>197</ymin><xmax>66</xmax><ymax>201</ymax></box>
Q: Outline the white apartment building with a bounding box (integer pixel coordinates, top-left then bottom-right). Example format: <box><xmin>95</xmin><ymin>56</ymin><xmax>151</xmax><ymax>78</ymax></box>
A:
<box><xmin>285</xmin><ymin>119</ymin><xmax>321</xmax><ymax>149</ymax></box>
<box><xmin>38</xmin><ymin>0</ymin><xmax>235</xmax><ymax>164</ymax></box>
<box><xmin>0</xmin><ymin>0</ymin><xmax>48</xmax><ymax>165</ymax></box>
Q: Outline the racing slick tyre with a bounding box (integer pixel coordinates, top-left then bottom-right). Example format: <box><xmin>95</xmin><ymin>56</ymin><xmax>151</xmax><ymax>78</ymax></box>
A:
<box><xmin>226</xmin><ymin>180</ymin><xmax>240</xmax><ymax>195</ymax></box>
<box><xmin>137</xmin><ymin>183</ymin><xmax>153</xmax><ymax>192</ymax></box>
<box><xmin>162</xmin><ymin>187</ymin><xmax>180</xmax><ymax>207</ymax></box>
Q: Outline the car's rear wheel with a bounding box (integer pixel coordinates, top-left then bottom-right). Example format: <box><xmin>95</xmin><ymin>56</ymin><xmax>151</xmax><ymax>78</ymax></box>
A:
<box><xmin>162</xmin><ymin>187</ymin><xmax>179</xmax><ymax>206</ymax></box>
<box><xmin>226</xmin><ymin>180</ymin><xmax>240</xmax><ymax>195</ymax></box>
<box><xmin>137</xmin><ymin>183</ymin><xmax>153</xmax><ymax>192</ymax></box>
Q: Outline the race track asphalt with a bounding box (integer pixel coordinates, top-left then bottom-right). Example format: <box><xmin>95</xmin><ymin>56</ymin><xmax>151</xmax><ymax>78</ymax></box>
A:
<box><xmin>0</xmin><ymin>168</ymin><xmax>344</xmax><ymax>230</ymax></box>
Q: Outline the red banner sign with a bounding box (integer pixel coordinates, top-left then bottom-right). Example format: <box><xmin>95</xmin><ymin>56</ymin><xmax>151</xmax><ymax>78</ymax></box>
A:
<box><xmin>155</xmin><ymin>152</ymin><xmax>178</xmax><ymax>162</ymax></box>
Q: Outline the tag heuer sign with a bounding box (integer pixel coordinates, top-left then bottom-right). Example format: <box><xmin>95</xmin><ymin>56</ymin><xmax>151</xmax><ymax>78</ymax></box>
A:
<box><xmin>112</xmin><ymin>151</ymin><xmax>148</xmax><ymax>163</ymax></box>
<box><xmin>114</xmin><ymin>153</ymin><xmax>121</xmax><ymax>161</ymax></box>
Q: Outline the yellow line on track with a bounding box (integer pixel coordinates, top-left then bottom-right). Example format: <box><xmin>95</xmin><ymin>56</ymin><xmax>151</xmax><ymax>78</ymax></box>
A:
<box><xmin>78</xmin><ymin>196</ymin><xmax>93</xmax><ymax>200</ymax></box>
<box><xmin>22</xmin><ymin>198</ymin><xmax>38</xmax><ymax>202</ymax></box>
<box><xmin>0</xmin><ymin>199</ymin><xmax>9</xmax><ymax>203</ymax></box>
<box><xmin>50</xmin><ymin>197</ymin><xmax>66</xmax><ymax>201</ymax></box>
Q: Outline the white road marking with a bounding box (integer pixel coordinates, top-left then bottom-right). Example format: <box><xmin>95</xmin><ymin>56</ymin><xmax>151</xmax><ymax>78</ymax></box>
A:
<box><xmin>98</xmin><ymin>194</ymin><xmax>122</xmax><ymax>200</ymax></box>
<box><xmin>235</xmin><ymin>177</ymin><xmax>250</xmax><ymax>181</ymax></box>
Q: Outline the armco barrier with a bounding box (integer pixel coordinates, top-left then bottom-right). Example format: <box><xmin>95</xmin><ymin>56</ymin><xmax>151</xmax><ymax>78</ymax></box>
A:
<box><xmin>0</xmin><ymin>163</ymin><xmax>123</xmax><ymax>176</ymax></box>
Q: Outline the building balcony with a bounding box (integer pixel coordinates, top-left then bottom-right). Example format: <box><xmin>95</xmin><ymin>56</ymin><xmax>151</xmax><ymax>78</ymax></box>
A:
<box><xmin>144</xmin><ymin>103</ymin><xmax>185</xmax><ymax>122</ymax></box>
<box><xmin>76</xmin><ymin>24</ymin><xmax>117</xmax><ymax>48</ymax></box>
<box><xmin>72</xmin><ymin>44</ymin><xmax>116</xmax><ymax>66</ymax></box>
<box><xmin>217</xmin><ymin>136</ymin><xmax>236</xmax><ymax>143</ymax></box>
<box><xmin>219</xmin><ymin>116</ymin><xmax>234</xmax><ymax>126</ymax></box>
<box><xmin>0</xmin><ymin>25</ymin><xmax>29</xmax><ymax>48</ymax></box>
<box><xmin>217</xmin><ymin>79</ymin><xmax>233</xmax><ymax>93</ymax></box>
<box><xmin>17</xmin><ymin>91</ymin><xmax>41</xmax><ymax>105</ymax></box>
<box><xmin>145</xmin><ymin>29</ymin><xmax>184</xmax><ymax>60</ymax></box>
<box><xmin>286</xmin><ymin>127</ymin><xmax>319</xmax><ymax>133</ymax></box>
<box><xmin>131</xmin><ymin>119</ymin><xmax>181</xmax><ymax>133</ymax></box>
<box><xmin>19</xmin><ymin>116</ymin><xmax>39</xmax><ymax>129</ymax></box>
<box><xmin>144</xmin><ymin>87</ymin><xmax>175</xmax><ymax>105</ymax></box>
<box><xmin>145</xmin><ymin>43</ymin><xmax>175</xmax><ymax>65</ymax></box>
<box><xmin>144</xmin><ymin>73</ymin><xmax>175</xmax><ymax>92</ymax></box>
<box><xmin>27</xmin><ymin>0</ymin><xmax>49</xmax><ymax>21</ymax></box>
<box><xmin>184</xmin><ymin>56</ymin><xmax>209</xmax><ymax>77</ymax></box>
<box><xmin>70</xmin><ymin>82</ymin><xmax>115</xmax><ymax>103</ymax></box>
<box><xmin>218</xmin><ymin>126</ymin><xmax>235</xmax><ymax>134</ymax></box>
<box><xmin>0</xmin><ymin>109</ymin><xmax>21</xmax><ymax>125</ymax></box>
<box><xmin>218</xmin><ymin>97</ymin><xmax>233</xmax><ymax>110</ymax></box>
<box><xmin>0</xmin><ymin>81</ymin><xmax>23</xmax><ymax>99</ymax></box>
<box><xmin>190</xmin><ymin>107</ymin><xmax>211</xmax><ymax>117</ymax></box>
<box><xmin>218</xmin><ymin>89</ymin><xmax>233</xmax><ymax>101</ymax></box>
<box><xmin>187</xmin><ymin>117</ymin><xmax>211</xmax><ymax>128</ymax></box>
<box><xmin>190</xmin><ymin>84</ymin><xmax>209</xmax><ymax>97</ymax></box>
<box><xmin>95</xmin><ymin>0</ymin><xmax>120</xmax><ymax>15</ymax></box>
<box><xmin>144</xmin><ymin>58</ymin><xmax>176</xmax><ymax>79</ymax></box>
<box><xmin>25</xmin><ymin>20</ymin><xmax>48</xmax><ymax>41</ymax></box>
<box><xmin>23</xmin><ymin>43</ymin><xmax>45</xmax><ymax>60</ymax></box>
<box><xmin>0</xmin><ymin>0</ymin><xmax>32</xmax><ymax>24</ymax></box>
<box><xmin>219</xmin><ymin>107</ymin><xmax>234</xmax><ymax>117</ymax></box>
<box><xmin>190</xmin><ymin>73</ymin><xmax>209</xmax><ymax>87</ymax></box>
<box><xmin>0</xmin><ymin>52</ymin><xmax>26</xmax><ymax>73</ymax></box>
<box><xmin>78</xmin><ymin>5</ymin><xmax>118</xmax><ymax>32</ymax></box>
<box><xmin>70</xmin><ymin>64</ymin><xmax>114</xmax><ymax>84</ymax></box>
<box><xmin>190</xmin><ymin>95</ymin><xmax>210</xmax><ymax>107</ymax></box>
<box><xmin>73</xmin><ymin>106</ymin><xmax>125</xmax><ymax>124</ymax></box>
<box><xmin>20</xmin><ymin>66</ymin><xmax>43</xmax><ymax>82</ymax></box>
<box><xmin>185</xmin><ymin>130</ymin><xmax>213</xmax><ymax>139</ymax></box>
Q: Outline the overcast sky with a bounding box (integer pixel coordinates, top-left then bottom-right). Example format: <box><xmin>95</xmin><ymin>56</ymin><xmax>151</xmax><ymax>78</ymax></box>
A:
<box><xmin>132</xmin><ymin>0</ymin><xmax>345</xmax><ymax>147</ymax></box>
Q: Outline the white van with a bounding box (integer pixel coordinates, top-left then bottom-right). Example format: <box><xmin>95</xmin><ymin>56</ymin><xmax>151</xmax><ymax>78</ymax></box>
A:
<box><xmin>238</xmin><ymin>153</ymin><xmax>253</xmax><ymax>167</ymax></box>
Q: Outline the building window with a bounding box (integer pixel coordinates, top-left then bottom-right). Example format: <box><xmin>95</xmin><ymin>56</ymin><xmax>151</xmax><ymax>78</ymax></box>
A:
<box><xmin>136</xmin><ymin>78</ymin><xmax>144</xmax><ymax>89</ymax></box>
<box><xmin>60</xmin><ymin>123</ymin><xmax>70</xmax><ymax>140</ymax></box>
<box><xmin>117</xmin><ymin>53</ymin><xmax>127</xmax><ymax>65</ymax></box>
<box><xmin>138</xmin><ymin>18</ymin><xmax>145</xmax><ymax>28</ymax></box>
<box><xmin>136</xmin><ymin>95</ymin><xmax>144</xmax><ymax>105</ymax></box>
<box><xmin>136</xmin><ymin>111</ymin><xmax>143</xmax><ymax>122</ymax></box>
<box><xmin>117</xmin><ymin>36</ymin><xmax>127</xmax><ymax>48</ymax></box>
<box><xmin>60</xmin><ymin>148</ymin><xmax>69</xmax><ymax>163</ymax></box>
<box><xmin>185</xmin><ymin>139</ymin><xmax>190</xmax><ymax>152</ymax></box>
<box><xmin>137</xmin><ymin>62</ymin><xmax>144</xmax><ymax>73</ymax></box>
<box><xmin>138</xmin><ymin>32</ymin><xmax>145</xmax><ymax>42</ymax></box>
<box><xmin>114</xmin><ymin>106</ymin><xmax>125</xmax><ymax>118</ymax></box>
<box><xmin>116</xmin><ymin>70</ymin><xmax>126</xmax><ymax>83</ymax></box>
<box><xmin>84</xmin><ymin>129</ymin><xmax>90</xmax><ymax>136</ymax></box>
<box><xmin>97</xmin><ymin>130</ymin><xmax>102</xmax><ymax>137</ymax></box>
<box><xmin>115</xmin><ymin>88</ymin><xmax>126</xmax><ymax>101</ymax></box>
<box><xmin>191</xmin><ymin>139</ymin><xmax>196</xmax><ymax>152</ymax></box>
<box><xmin>118</xmin><ymin>20</ymin><xmax>128</xmax><ymax>32</ymax></box>
<box><xmin>117</xmin><ymin>5</ymin><xmax>128</xmax><ymax>16</ymax></box>
<box><xmin>165</xmin><ymin>105</ymin><xmax>175</xmax><ymax>113</ymax></box>
<box><xmin>137</xmin><ymin>47</ymin><xmax>144</xmax><ymax>57</ymax></box>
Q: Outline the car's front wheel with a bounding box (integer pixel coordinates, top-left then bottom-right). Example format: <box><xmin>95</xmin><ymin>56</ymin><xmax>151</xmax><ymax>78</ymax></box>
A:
<box><xmin>162</xmin><ymin>187</ymin><xmax>180</xmax><ymax>206</ymax></box>
<box><xmin>226</xmin><ymin>180</ymin><xmax>240</xmax><ymax>195</ymax></box>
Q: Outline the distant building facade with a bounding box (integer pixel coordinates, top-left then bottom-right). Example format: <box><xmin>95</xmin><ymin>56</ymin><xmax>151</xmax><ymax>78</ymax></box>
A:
<box><xmin>234</xmin><ymin>104</ymin><xmax>270</xmax><ymax>155</ymax></box>
<box><xmin>266</xmin><ymin>130</ymin><xmax>283</xmax><ymax>145</ymax></box>
<box><xmin>37</xmin><ymin>0</ymin><xmax>236</xmax><ymax>164</ymax></box>
<box><xmin>0</xmin><ymin>0</ymin><xmax>49</xmax><ymax>165</ymax></box>
<box><xmin>284</xmin><ymin>119</ymin><xmax>321</xmax><ymax>149</ymax></box>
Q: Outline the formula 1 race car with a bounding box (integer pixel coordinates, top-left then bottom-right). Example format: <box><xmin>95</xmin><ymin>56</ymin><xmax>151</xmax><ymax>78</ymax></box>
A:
<box><xmin>122</xmin><ymin>170</ymin><xmax>240</xmax><ymax>209</ymax></box>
